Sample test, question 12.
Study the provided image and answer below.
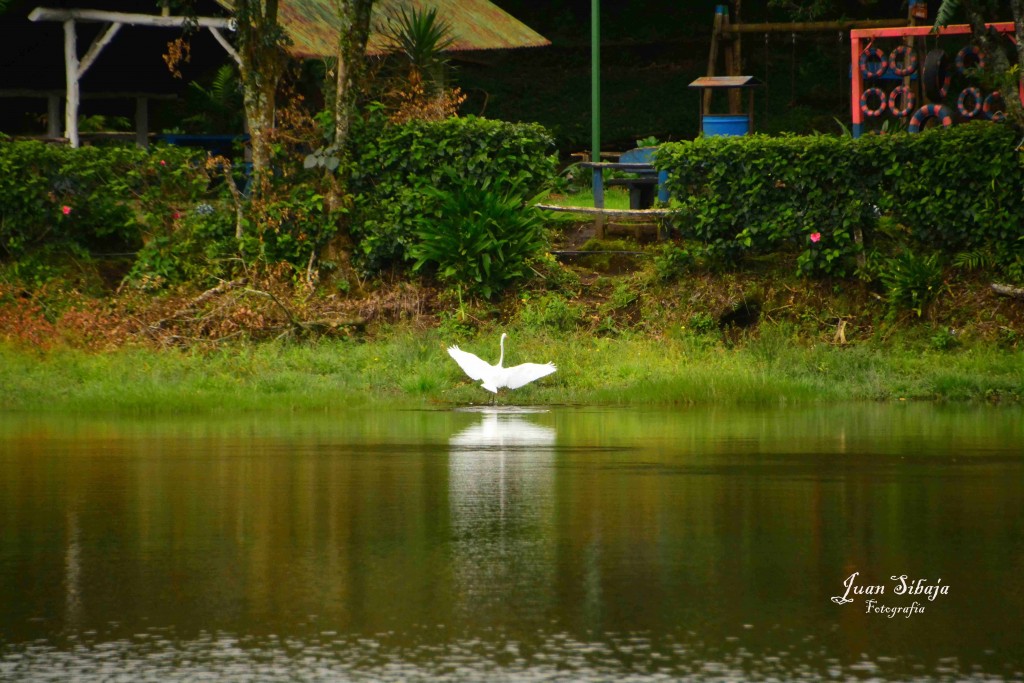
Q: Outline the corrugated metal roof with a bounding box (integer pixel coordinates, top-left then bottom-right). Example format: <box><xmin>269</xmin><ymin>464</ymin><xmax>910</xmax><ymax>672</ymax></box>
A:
<box><xmin>220</xmin><ymin>0</ymin><xmax>550</xmax><ymax>59</ymax></box>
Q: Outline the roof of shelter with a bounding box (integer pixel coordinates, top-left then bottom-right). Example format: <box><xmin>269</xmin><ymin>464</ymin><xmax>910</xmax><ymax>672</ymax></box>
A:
<box><xmin>688</xmin><ymin>76</ymin><xmax>765</xmax><ymax>89</ymax></box>
<box><xmin>218</xmin><ymin>0</ymin><xmax>550</xmax><ymax>59</ymax></box>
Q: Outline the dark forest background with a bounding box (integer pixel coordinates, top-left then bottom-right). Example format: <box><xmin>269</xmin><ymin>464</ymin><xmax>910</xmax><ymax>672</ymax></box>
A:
<box><xmin>0</xmin><ymin>1</ymin><xmax>1000</xmax><ymax>151</ymax></box>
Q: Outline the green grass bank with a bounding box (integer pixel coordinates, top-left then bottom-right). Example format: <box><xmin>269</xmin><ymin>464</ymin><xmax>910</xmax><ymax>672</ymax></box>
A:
<box><xmin>2</xmin><ymin>327</ymin><xmax>1022</xmax><ymax>415</ymax></box>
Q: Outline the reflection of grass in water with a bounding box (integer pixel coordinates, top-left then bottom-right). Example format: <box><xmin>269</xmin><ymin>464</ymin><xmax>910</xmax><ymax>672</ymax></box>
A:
<box><xmin>3</xmin><ymin>328</ymin><xmax>1023</xmax><ymax>413</ymax></box>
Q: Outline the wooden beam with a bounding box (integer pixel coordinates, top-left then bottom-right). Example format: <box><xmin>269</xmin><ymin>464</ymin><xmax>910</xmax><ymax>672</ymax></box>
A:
<box><xmin>730</xmin><ymin>1</ymin><xmax>742</xmax><ymax>114</ymax></box>
<box><xmin>29</xmin><ymin>7</ymin><xmax>231</xmax><ymax>29</ymax></box>
<box><xmin>535</xmin><ymin>204</ymin><xmax>672</xmax><ymax>219</ymax></box>
<box><xmin>78</xmin><ymin>21</ymin><xmax>121</xmax><ymax>77</ymax></box>
<box><xmin>851</xmin><ymin>21</ymin><xmax>1014</xmax><ymax>39</ymax></box>
<box><xmin>705</xmin><ymin>8</ymin><xmax>724</xmax><ymax>116</ymax></box>
<box><xmin>208</xmin><ymin>26</ymin><xmax>240</xmax><ymax>65</ymax></box>
<box><xmin>0</xmin><ymin>90</ymin><xmax>177</xmax><ymax>99</ymax></box>
<box><xmin>723</xmin><ymin>19</ymin><xmax>908</xmax><ymax>34</ymax></box>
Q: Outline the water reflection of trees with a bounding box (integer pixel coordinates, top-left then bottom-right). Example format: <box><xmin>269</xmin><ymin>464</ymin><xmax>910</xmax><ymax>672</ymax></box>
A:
<box><xmin>0</xmin><ymin>408</ymin><xmax>1022</xmax><ymax>667</ymax></box>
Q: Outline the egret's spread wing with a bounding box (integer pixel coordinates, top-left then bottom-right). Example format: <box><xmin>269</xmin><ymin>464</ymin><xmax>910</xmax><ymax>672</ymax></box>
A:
<box><xmin>502</xmin><ymin>362</ymin><xmax>557</xmax><ymax>390</ymax></box>
<box><xmin>447</xmin><ymin>346</ymin><xmax>493</xmax><ymax>381</ymax></box>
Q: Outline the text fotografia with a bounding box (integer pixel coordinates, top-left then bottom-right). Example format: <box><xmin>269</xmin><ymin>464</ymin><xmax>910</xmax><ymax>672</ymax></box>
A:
<box><xmin>831</xmin><ymin>572</ymin><xmax>950</xmax><ymax>617</ymax></box>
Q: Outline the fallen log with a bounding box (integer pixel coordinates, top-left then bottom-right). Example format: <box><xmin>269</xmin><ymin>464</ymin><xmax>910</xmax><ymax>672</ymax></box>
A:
<box><xmin>991</xmin><ymin>283</ymin><xmax>1024</xmax><ymax>300</ymax></box>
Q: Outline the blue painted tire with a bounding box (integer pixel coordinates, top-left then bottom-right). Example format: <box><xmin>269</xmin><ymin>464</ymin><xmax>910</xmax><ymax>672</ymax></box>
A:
<box><xmin>955</xmin><ymin>45</ymin><xmax>985</xmax><ymax>74</ymax></box>
<box><xmin>888</xmin><ymin>86</ymin><xmax>916</xmax><ymax>117</ymax></box>
<box><xmin>908</xmin><ymin>104</ymin><xmax>954</xmax><ymax>133</ymax></box>
<box><xmin>956</xmin><ymin>87</ymin><xmax>983</xmax><ymax>118</ymax></box>
<box><xmin>889</xmin><ymin>45</ymin><xmax>918</xmax><ymax>77</ymax></box>
<box><xmin>983</xmin><ymin>91</ymin><xmax>1006</xmax><ymax>121</ymax></box>
<box><xmin>860</xmin><ymin>88</ymin><xmax>887</xmax><ymax>117</ymax></box>
<box><xmin>859</xmin><ymin>47</ymin><xmax>888</xmax><ymax>79</ymax></box>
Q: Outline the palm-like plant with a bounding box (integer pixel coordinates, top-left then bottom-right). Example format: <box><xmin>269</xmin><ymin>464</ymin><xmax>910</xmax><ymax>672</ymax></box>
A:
<box><xmin>379</xmin><ymin>7</ymin><xmax>456</xmax><ymax>93</ymax></box>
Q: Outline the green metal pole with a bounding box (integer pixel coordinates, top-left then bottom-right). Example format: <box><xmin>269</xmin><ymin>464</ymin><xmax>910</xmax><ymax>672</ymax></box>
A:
<box><xmin>591</xmin><ymin>0</ymin><xmax>602</xmax><ymax>207</ymax></box>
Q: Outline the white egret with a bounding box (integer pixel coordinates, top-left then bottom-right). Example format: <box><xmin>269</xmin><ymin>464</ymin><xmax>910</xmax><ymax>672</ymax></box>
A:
<box><xmin>447</xmin><ymin>333</ymin><xmax>556</xmax><ymax>394</ymax></box>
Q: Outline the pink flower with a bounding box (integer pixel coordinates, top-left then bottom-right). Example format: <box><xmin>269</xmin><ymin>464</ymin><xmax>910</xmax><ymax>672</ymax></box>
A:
<box><xmin>173</xmin><ymin>211</ymin><xmax>181</xmax><ymax>220</ymax></box>
<box><xmin>159</xmin><ymin>159</ymin><xmax>167</xmax><ymax>166</ymax></box>
<box><xmin>61</xmin><ymin>205</ymin><xmax>72</xmax><ymax>216</ymax></box>
<box><xmin>810</xmin><ymin>232</ymin><xmax>821</xmax><ymax>243</ymax></box>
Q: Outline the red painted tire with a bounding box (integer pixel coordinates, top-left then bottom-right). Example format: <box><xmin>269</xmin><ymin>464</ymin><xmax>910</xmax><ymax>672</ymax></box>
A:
<box><xmin>956</xmin><ymin>87</ymin><xmax>983</xmax><ymax>118</ymax></box>
<box><xmin>889</xmin><ymin>45</ymin><xmax>918</xmax><ymax>77</ymax></box>
<box><xmin>908</xmin><ymin>104</ymin><xmax>955</xmax><ymax>133</ymax></box>
<box><xmin>860</xmin><ymin>87</ymin><xmax>887</xmax><ymax>117</ymax></box>
<box><xmin>888</xmin><ymin>86</ymin><xmax>916</xmax><ymax>117</ymax></box>
<box><xmin>983</xmin><ymin>91</ymin><xmax>1006</xmax><ymax>121</ymax></box>
<box><xmin>859</xmin><ymin>46</ymin><xmax>888</xmax><ymax>79</ymax></box>
<box><xmin>955</xmin><ymin>45</ymin><xmax>985</xmax><ymax>74</ymax></box>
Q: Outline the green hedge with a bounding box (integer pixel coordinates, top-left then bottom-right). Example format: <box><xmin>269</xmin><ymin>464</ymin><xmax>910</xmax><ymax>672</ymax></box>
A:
<box><xmin>1</xmin><ymin>117</ymin><xmax>558</xmax><ymax>288</ymax></box>
<box><xmin>656</xmin><ymin>122</ymin><xmax>1024</xmax><ymax>276</ymax></box>
<box><xmin>348</xmin><ymin>114</ymin><xmax>558</xmax><ymax>273</ymax></box>
<box><xmin>0</xmin><ymin>140</ymin><xmax>212</xmax><ymax>262</ymax></box>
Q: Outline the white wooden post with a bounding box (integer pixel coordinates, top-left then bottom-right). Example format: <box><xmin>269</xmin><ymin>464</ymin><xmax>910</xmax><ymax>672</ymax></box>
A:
<box><xmin>63</xmin><ymin>19</ymin><xmax>80</xmax><ymax>147</ymax></box>
<box><xmin>31</xmin><ymin>7</ymin><xmax>236</xmax><ymax>148</ymax></box>
<box><xmin>135</xmin><ymin>96</ymin><xmax>148</xmax><ymax>148</ymax></box>
<box><xmin>47</xmin><ymin>93</ymin><xmax>61</xmax><ymax>138</ymax></box>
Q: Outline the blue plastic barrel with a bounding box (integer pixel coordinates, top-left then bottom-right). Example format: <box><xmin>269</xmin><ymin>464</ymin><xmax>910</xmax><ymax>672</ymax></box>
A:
<box><xmin>703</xmin><ymin>115</ymin><xmax>749</xmax><ymax>136</ymax></box>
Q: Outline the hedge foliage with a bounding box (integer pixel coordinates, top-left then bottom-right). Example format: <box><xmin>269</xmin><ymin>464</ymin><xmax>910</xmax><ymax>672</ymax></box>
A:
<box><xmin>656</xmin><ymin>122</ymin><xmax>1024</xmax><ymax>276</ymax></box>
<box><xmin>1</xmin><ymin>115</ymin><xmax>557</xmax><ymax>290</ymax></box>
<box><xmin>347</xmin><ymin>114</ymin><xmax>557</xmax><ymax>272</ymax></box>
<box><xmin>0</xmin><ymin>140</ymin><xmax>211</xmax><ymax>263</ymax></box>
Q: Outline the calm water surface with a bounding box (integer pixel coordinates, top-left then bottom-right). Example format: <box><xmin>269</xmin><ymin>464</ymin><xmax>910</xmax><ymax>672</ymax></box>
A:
<box><xmin>0</xmin><ymin>405</ymin><xmax>1022</xmax><ymax>682</ymax></box>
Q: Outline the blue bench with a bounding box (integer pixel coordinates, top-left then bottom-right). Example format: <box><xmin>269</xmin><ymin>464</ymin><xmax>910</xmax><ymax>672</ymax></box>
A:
<box><xmin>580</xmin><ymin>146</ymin><xmax>669</xmax><ymax>210</ymax></box>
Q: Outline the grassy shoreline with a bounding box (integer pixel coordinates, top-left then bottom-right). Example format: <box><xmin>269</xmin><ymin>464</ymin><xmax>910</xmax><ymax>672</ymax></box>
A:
<box><xmin>2</xmin><ymin>327</ymin><xmax>1022</xmax><ymax>415</ymax></box>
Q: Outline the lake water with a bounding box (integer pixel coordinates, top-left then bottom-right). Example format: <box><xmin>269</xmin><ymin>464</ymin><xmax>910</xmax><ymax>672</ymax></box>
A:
<box><xmin>1</xmin><ymin>405</ymin><xmax>1022</xmax><ymax>682</ymax></box>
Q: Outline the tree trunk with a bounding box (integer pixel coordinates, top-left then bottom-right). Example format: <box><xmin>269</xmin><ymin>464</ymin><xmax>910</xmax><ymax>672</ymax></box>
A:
<box><xmin>242</xmin><ymin>77</ymin><xmax>277</xmax><ymax>181</ymax></box>
<box><xmin>235</xmin><ymin>0</ymin><xmax>288</xmax><ymax>191</ymax></box>
<box><xmin>332</xmin><ymin>0</ymin><xmax>374</xmax><ymax>154</ymax></box>
<box><xmin>322</xmin><ymin>0</ymin><xmax>374</xmax><ymax>284</ymax></box>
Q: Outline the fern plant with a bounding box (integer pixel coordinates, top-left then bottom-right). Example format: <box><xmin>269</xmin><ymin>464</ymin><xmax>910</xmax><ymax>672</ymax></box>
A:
<box><xmin>409</xmin><ymin>185</ymin><xmax>548</xmax><ymax>300</ymax></box>
<box><xmin>184</xmin><ymin>65</ymin><xmax>244</xmax><ymax>133</ymax></box>
<box><xmin>934</xmin><ymin>0</ymin><xmax>961</xmax><ymax>27</ymax></box>
<box><xmin>880</xmin><ymin>251</ymin><xmax>946</xmax><ymax>319</ymax></box>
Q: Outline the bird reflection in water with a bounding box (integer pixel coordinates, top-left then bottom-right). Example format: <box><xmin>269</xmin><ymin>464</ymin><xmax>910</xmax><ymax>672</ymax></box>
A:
<box><xmin>447</xmin><ymin>408</ymin><xmax>558</xmax><ymax>619</ymax></box>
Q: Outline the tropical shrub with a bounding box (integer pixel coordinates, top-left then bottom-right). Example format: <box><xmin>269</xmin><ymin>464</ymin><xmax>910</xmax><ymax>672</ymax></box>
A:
<box><xmin>348</xmin><ymin>113</ymin><xmax>557</xmax><ymax>272</ymax></box>
<box><xmin>127</xmin><ymin>203</ymin><xmax>237</xmax><ymax>287</ymax></box>
<box><xmin>408</xmin><ymin>184</ymin><xmax>548</xmax><ymax>299</ymax></box>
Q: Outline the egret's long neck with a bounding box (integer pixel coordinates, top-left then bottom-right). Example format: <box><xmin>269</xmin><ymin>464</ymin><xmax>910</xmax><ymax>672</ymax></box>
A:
<box><xmin>498</xmin><ymin>335</ymin><xmax>506</xmax><ymax>367</ymax></box>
